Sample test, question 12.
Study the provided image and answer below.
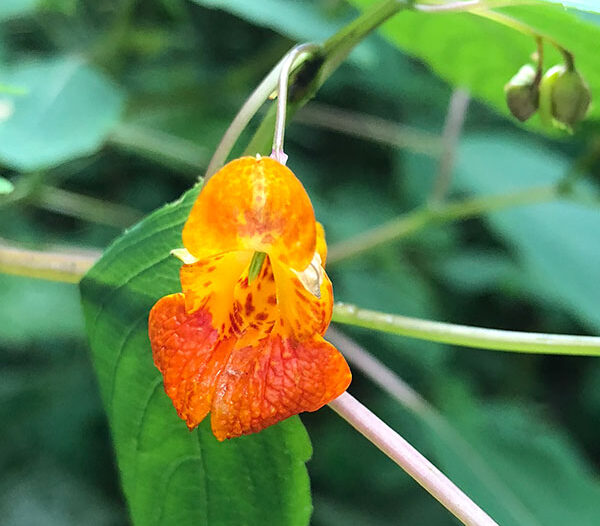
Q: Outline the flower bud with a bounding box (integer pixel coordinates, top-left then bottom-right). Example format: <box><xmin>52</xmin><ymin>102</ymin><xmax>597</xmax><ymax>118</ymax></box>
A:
<box><xmin>505</xmin><ymin>64</ymin><xmax>539</xmax><ymax>122</ymax></box>
<box><xmin>539</xmin><ymin>64</ymin><xmax>591</xmax><ymax>130</ymax></box>
<box><xmin>551</xmin><ymin>66</ymin><xmax>591</xmax><ymax>127</ymax></box>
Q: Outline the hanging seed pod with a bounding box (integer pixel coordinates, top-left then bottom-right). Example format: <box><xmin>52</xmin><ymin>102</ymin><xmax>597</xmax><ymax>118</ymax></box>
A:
<box><xmin>539</xmin><ymin>64</ymin><xmax>591</xmax><ymax>130</ymax></box>
<box><xmin>505</xmin><ymin>64</ymin><xmax>539</xmax><ymax>122</ymax></box>
<box><xmin>551</xmin><ymin>66</ymin><xmax>591</xmax><ymax>127</ymax></box>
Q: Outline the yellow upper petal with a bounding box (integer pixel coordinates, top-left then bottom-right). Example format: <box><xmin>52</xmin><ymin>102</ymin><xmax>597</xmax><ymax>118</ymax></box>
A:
<box><xmin>183</xmin><ymin>156</ymin><xmax>317</xmax><ymax>271</ymax></box>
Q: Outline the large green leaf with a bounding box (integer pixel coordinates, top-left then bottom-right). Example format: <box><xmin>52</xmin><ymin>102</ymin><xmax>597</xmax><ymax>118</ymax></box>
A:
<box><xmin>0</xmin><ymin>57</ymin><xmax>124</xmax><ymax>172</ymax></box>
<box><xmin>190</xmin><ymin>0</ymin><xmax>374</xmax><ymax>65</ymax></box>
<box><xmin>80</xmin><ymin>183</ymin><xmax>313</xmax><ymax>526</ymax></box>
<box><xmin>348</xmin><ymin>2</ymin><xmax>600</xmax><ymax>131</ymax></box>
<box><xmin>455</xmin><ymin>134</ymin><xmax>600</xmax><ymax>332</ymax></box>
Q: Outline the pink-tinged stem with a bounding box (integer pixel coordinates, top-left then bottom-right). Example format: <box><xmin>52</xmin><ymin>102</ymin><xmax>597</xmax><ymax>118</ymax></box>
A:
<box><xmin>328</xmin><ymin>392</ymin><xmax>499</xmax><ymax>526</ymax></box>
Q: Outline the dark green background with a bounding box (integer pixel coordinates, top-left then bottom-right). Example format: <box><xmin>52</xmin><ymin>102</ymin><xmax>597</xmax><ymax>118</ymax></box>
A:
<box><xmin>1</xmin><ymin>1</ymin><xmax>600</xmax><ymax>525</ymax></box>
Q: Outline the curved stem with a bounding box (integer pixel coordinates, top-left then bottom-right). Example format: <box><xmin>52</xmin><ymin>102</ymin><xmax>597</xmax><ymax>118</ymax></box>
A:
<box><xmin>271</xmin><ymin>43</ymin><xmax>321</xmax><ymax>165</ymax></box>
<box><xmin>329</xmin><ymin>392</ymin><xmax>499</xmax><ymax>526</ymax></box>
<box><xmin>243</xmin><ymin>0</ymin><xmax>409</xmax><ymax>157</ymax></box>
<box><xmin>327</xmin><ymin>328</ymin><xmax>543</xmax><ymax>525</ymax></box>
<box><xmin>332</xmin><ymin>303</ymin><xmax>600</xmax><ymax>356</ymax></box>
<box><xmin>204</xmin><ymin>51</ymin><xmax>289</xmax><ymax>179</ymax></box>
<box><xmin>475</xmin><ymin>10</ymin><xmax>574</xmax><ymax>69</ymax></box>
<box><xmin>327</xmin><ymin>185</ymin><xmax>556</xmax><ymax>264</ymax></box>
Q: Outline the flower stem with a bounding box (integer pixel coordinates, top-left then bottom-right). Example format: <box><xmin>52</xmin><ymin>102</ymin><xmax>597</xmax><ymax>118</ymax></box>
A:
<box><xmin>332</xmin><ymin>303</ymin><xmax>600</xmax><ymax>356</ymax></box>
<box><xmin>475</xmin><ymin>10</ymin><xmax>575</xmax><ymax>69</ymax></box>
<box><xmin>271</xmin><ymin>43</ymin><xmax>321</xmax><ymax>165</ymax></box>
<box><xmin>327</xmin><ymin>185</ymin><xmax>557</xmax><ymax>264</ymax></box>
<box><xmin>327</xmin><ymin>327</ymin><xmax>542</xmax><ymax>526</ymax></box>
<box><xmin>243</xmin><ymin>0</ymin><xmax>410</xmax><ymax>157</ymax></box>
<box><xmin>329</xmin><ymin>392</ymin><xmax>499</xmax><ymax>526</ymax></box>
<box><xmin>204</xmin><ymin>51</ymin><xmax>290</xmax><ymax>179</ymax></box>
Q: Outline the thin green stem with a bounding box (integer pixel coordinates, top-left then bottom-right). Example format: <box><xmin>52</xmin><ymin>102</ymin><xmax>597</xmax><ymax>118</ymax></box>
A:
<box><xmin>327</xmin><ymin>185</ymin><xmax>556</xmax><ymax>264</ymax></box>
<box><xmin>476</xmin><ymin>10</ymin><xmax>574</xmax><ymax>69</ymax></box>
<box><xmin>34</xmin><ymin>185</ymin><xmax>143</xmax><ymax>228</ymax></box>
<box><xmin>332</xmin><ymin>303</ymin><xmax>600</xmax><ymax>356</ymax></box>
<box><xmin>110</xmin><ymin>123</ymin><xmax>208</xmax><ymax>173</ymax></box>
<box><xmin>294</xmin><ymin>102</ymin><xmax>442</xmax><ymax>156</ymax></box>
<box><xmin>204</xmin><ymin>49</ymin><xmax>292</xmax><ymax>178</ymax></box>
<box><xmin>244</xmin><ymin>0</ymin><xmax>411</xmax><ymax>156</ymax></box>
<box><xmin>0</xmin><ymin>242</ymin><xmax>99</xmax><ymax>283</ymax></box>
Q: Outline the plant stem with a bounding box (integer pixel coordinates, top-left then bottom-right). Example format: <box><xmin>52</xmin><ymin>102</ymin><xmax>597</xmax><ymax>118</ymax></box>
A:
<box><xmin>294</xmin><ymin>102</ymin><xmax>442</xmax><ymax>156</ymax></box>
<box><xmin>475</xmin><ymin>10</ymin><xmax>574</xmax><ymax>69</ymax></box>
<box><xmin>271</xmin><ymin>43</ymin><xmax>321</xmax><ymax>164</ymax></box>
<box><xmin>0</xmin><ymin>242</ymin><xmax>100</xmax><ymax>283</ymax></box>
<box><xmin>327</xmin><ymin>327</ymin><xmax>543</xmax><ymax>526</ymax></box>
<box><xmin>110</xmin><ymin>123</ymin><xmax>208</xmax><ymax>173</ymax></box>
<box><xmin>332</xmin><ymin>303</ymin><xmax>600</xmax><ymax>356</ymax></box>
<box><xmin>413</xmin><ymin>0</ymin><xmax>528</xmax><ymax>13</ymax></box>
<box><xmin>243</xmin><ymin>0</ymin><xmax>411</xmax><ymax>157</ymax></box>
<box><xmin>2</xmin><ymin>243</ymin><xmax>598</xmax><ymax>357</ymax></box>
<box><xmin>34</xmin><ymin>185</ymin><xmax>143</xmax><ymax>228</ymax></box>
<box><xmin>429</xmin><ymin>88</ymin><xmax>470</xmax><ymax>205</ymax></box>
<box><xmin>327</xmin><ymin>185</ymin><xmax>556</xmax><ymax>264</ymax></box>
<box><xmin>204</xmin><ymin>49</ymin><xmax>292</xmax><ymax>178</ymax></box>
<box><xmin>329</xmin><ymin>392</ymin><xmax>499</xmax><ymax>526</ymax></box>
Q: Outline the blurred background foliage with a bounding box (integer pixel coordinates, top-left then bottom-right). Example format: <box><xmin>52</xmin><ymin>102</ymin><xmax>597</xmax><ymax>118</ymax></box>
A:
<box><xmin>1</xmin><ymin>1</ymin><xmax>600</xmax><ymax>525</ymax></box>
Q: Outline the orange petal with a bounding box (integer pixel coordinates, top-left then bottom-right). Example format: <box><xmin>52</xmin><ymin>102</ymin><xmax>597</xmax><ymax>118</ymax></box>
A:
<box><xmin>271</xmin><ymin>258</ymin><xmax>333</xmax><ymax>339</ymax></box>
<box><xmin>210</xmin><ymin>332</ymin><xmax>351</xmax><ymax>440</ymax></box>
<box><xmin>180</xmin><ymin>250</ymin><xmax>252</xmax><ymax>334</ymax></box>
<box><xmin>148</xmin><ymin>293</ymin><xmax>234</xmax><ymax>429</ymax></box>
<box><xmin>316</xmin><ymin>222</ymin><xmax>327</xmax><ymax>265</ymax></box>
<box><xmin>183</xmin><ymin>156</ymin><xmax>317</xmax><ymax>271</ymax></box>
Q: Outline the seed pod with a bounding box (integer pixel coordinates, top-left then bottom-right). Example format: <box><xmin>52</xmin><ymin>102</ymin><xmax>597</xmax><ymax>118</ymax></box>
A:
<box><xmin>551</xmin><ymin>67</ymin><xmax>591</xmax><ymax>127</ymax></box>
<box><xmin>538</xmin><ymin>65</ymin><xmax>563</xmax><ymax>128</ymax></box>
<box><xmin>539</xmin><ymin>64</ymin><xmax>591</xmax><ymax>130</ymax></box>
<box><xmin>505</xmin><ymin>64</ymin><xmax>539</xmax><ymax>121</ymax></box>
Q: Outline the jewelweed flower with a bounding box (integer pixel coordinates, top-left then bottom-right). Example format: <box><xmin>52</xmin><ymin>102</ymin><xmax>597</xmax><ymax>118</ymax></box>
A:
<box><xmin>148</xmin><ymin>156</ymin><xmax>351</xmax><ymax>440</ymax></box>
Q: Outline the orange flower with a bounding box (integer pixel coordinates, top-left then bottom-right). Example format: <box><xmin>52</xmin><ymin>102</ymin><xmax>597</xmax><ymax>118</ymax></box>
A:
<box><xmin>148</xmin><ymin>156</ymin><xmax>351</xmax><ymax>440</ymax></box>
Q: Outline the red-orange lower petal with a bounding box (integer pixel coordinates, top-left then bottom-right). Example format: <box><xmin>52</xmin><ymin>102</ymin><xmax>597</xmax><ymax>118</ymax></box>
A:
<box><xmin>210</xmin><ymin>331</ymin><xmax>352</xmax><ymax>441</ymax></box>
<box><xmin>148</xmin><ymin>293</ymin><xmax>233</xmax><ymax>429</ymax></box>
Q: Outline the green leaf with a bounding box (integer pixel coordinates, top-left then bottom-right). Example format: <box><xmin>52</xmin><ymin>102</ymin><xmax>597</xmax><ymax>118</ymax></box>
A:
<box><xmin>190</xmin><ymin>0</ymin><xmax>346</xmax><ymax>42</ymax></box>
<box><xmin>0</xmin><ymin>175</ymin><xmax>13</xmax><ymax>194</ymax></box>
<box><xmin>80</xmin><ymin>184</ymin><xmax>313</xmax><ymax>526</ymax></box>
<box><xmin>0</xmin><ymin>57</ymin><xmax>125</xmax><ymax>172</ymax></box>
<box><xmin>189</xmin><ymin>0</ymin><xmax>374</xmax><ymax>65</ymax></box>
<box><xmin>347</xmin><ymin>2</ymin><xmax>600</xmax><ymax>131</ymax></box>
<box><xmin>0</xmin><ymin>0</ymin><xmax>39</xmax><ymax>21</ymax></box>
<box><xmin>455</xmin><ymin>134</ymin><xmax>600</xmax><ymax>332</ymax></box>
<box><xmin>430</xmin><ymin>380</ymin><xmax>600</xmax><ymax>525</ymax></box>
